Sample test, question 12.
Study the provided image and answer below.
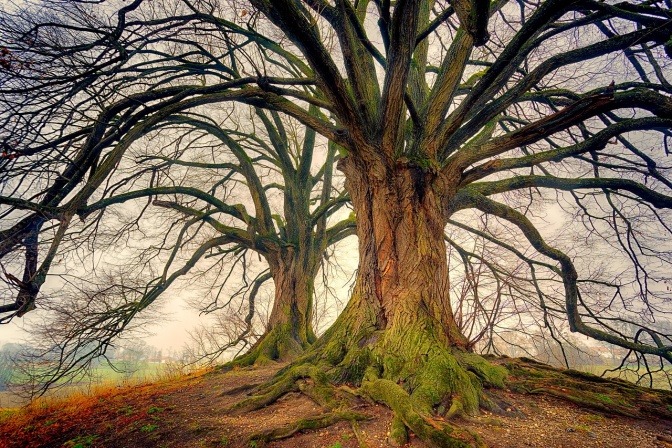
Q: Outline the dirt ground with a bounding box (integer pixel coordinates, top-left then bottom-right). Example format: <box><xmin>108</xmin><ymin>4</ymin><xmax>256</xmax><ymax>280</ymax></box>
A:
<box><xmin>1</xmin><ymin>361</ymin><xmax>671</xmax><ymax>448</ymax></box>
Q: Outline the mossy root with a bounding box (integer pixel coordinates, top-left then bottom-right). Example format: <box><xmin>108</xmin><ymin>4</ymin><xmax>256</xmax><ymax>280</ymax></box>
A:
<box><xmin>504</xmin><ymin>357</ymin><xmax>672</xmax><ymax>419</ymax></box>
<box><xmin>389</xmin><ymin>413</ymin><xmax>408</xmax><ymax>445</ymax></box>
<box><xmin>362</xmin><ymin>378</ymin><xmax>485</xmax><ymax>448</ymax></box>
<box><xmin>229</xmin><ymin>364</ymin><xmax>330</xmax><ymax>414</ymax></box>
<box><xmin>218</xmin><ymin>382</ymin><xmax>261</xmax><ymax>397</ymax></box>
<box><xmin>221</xmin><ymin>326</ymin><xmax>308</xmax><ymax>370</ymax></box>
<box><xmin>248</xmin><ymin>411</ymin><xmax>369</xmax><ymax>446</ymax></box>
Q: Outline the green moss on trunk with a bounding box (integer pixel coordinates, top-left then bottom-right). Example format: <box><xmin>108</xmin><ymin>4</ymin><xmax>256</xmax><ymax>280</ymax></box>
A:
<box><xmin>228</xmin><ymin>324</ymin><xmax>309</xmax><ymax>368</ymax></box>
<box><xmin>227</xmin><ymin>161</ymin><xmax>510</xmax><ymax>447</ymax></box>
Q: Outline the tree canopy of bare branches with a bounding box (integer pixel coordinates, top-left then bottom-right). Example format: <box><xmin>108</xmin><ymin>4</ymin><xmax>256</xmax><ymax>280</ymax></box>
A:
<box><xmin>2</xmin><ymin>0</ymin><xmax>672</xmax><ymax>444</ymax></box>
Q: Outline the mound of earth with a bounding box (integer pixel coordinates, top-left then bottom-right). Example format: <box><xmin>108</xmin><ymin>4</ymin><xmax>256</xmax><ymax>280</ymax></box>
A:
<box><xmin>1</xmin><ymin>358</ymin><xmax>670</xmax><ymax>448</ymax></box>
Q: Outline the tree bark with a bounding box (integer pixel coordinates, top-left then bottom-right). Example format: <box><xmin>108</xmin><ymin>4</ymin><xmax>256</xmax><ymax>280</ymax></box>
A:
<box><xmin>304</xmin><ymin>155</ymin><xmax>506</xmax><ymax>445</ymax></box>
<box><xmin>233</xmin><ymin>246</ymin><xmax>318</xmax><ymax>365</ymax></box>
<box><xmin>317</xmin><ymin>155</ymin><xmax>467</xmax><ymax>352</ymax></box>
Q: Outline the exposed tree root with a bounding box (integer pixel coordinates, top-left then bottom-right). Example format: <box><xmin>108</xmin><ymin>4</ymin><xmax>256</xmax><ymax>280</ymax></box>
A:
<box><xmin>228</xmin><ymin>351</ymin><xmax>672</xmax><ymax>447</ymax></box>
<box><xmin>218</xmin><ymin>382</ymin><xmax>261</xmax><ymax>397</ymax></box>
<box><xmin>226</xmin><ymin>320</ymin><xmax>508</xmax><ymax>447</ymax></box>
<box><xmin>248</xmin><ymin>411</ymin><xmax>368</xmax><ymax>446</ymax></box>
<box><xmin>229</xmin><ymin>364</ymin><xmax>333</xmax><ymax>414</ymax></box>
<box><xmin>503</xmin><ymin>357</ymin><xmax>672</xmax><ymax>420</ymax></box>
<box><xmin>350</xmin><ymin>420</ymin><xmax>369</xmax><ymax>448</ymax></box>
<box><xmin>362</xmin><ymin>378</ymin><xmax>484</xmax><ymax>448</ymax></box>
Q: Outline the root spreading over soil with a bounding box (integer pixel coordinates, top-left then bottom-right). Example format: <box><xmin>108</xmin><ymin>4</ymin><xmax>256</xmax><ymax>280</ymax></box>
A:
<box><xmin>1</xmin><ymin>357</ymin><xmax>670</xmax><ymax>448</ymax></box>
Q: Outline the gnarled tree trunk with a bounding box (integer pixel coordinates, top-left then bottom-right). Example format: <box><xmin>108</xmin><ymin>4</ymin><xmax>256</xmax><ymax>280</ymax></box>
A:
<box><xmin>304</xmin><ymin>156</ymin><xmax>506</xmax><ymax>445</ymax></box>
<box><xmin>233</xmin><ymin>154</ymin><xmax>505</xmax><ymax>446</ymax></box>
<box><xmin>233</xmin><ymin>246</ymin><xmax>319</xmax><ymax>366</ymax></box>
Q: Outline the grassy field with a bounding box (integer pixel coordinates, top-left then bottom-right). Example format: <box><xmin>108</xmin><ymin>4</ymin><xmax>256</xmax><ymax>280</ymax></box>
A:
<box><xmin>0</xmin><ymin>361</ymin><xmax>171</xmax><ymax>408</ymax></box>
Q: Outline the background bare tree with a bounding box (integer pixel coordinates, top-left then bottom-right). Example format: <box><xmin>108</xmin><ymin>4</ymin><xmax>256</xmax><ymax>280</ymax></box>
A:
<box><xmin>1</xmin><ymin>0</ymin><xmax>354</xmax><ymax>390</ymax></box>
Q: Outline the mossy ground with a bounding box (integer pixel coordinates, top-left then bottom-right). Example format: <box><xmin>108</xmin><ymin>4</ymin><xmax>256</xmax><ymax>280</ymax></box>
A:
<box><xmin>230</xmin><ymin>319</ymin><xmax>509</xmax><ymax>448</ymax></box>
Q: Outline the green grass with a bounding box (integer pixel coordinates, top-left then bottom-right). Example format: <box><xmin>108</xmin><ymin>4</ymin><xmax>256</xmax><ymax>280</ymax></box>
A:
<box><xmin>581</xmin><ymin>414</ymin><xmax>604</xmax><ymax>424</ymax></box>
<box><xmin>580</xmin><ymin>364</ymin><xmax>671</xmax><ymax>390</ymax></box>
<box><xmin>90</xmin><ymin>362</ymin><xmax>167</xmax><ymax>382</ymax></box>
<box><xmin>140</xmin><ymin>423</ymin><xmax>158</xmax><ymax>433</ymax></box>
<box><xmin>0</xmin><ymin>408</ymin><xmax>16</xmax><ymax>421</ymax></box>
<box><xmin>63</xmin><ymin>434</ymin><xmax>98</xmax><ymax>448</ymax></box>
<box><xmin>0</xmin><ymin>362</ymin><xmax>170</xmax><ymax>408</ymax></box>
<box><xmin>594</xmin><ymin>393</ymin><xmax>614</xmax><ymax>404</ymax></box>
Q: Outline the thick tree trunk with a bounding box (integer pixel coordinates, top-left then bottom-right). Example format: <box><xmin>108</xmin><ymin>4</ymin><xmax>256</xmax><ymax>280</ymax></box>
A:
<box><xmin>348</xmin><ymin>158</ymin><xmax>466</xmax><ymax>346</ymax></box>
<box><xmin>233</xmin><ymin>155</ymin><xmax>506</xmax><ymax>447</ymax></box>
<box><xmin>234</xmin><ymin>247</ymin><xmax>318</xmax><ymax>366</ymax></box>
<box><xmin>317</xmin><ymin>157</ymin><xmax>467</xmax><ymax>354</ymax></box>
<box><xmin>307</xmin><ymin>157</ymin><xmax>506</xmax><ymax>445</ymax></box>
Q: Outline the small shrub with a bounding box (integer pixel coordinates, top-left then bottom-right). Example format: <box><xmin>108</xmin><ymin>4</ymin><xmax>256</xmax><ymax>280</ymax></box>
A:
<box><xmin>147</xmin><ymin>406</ymin><xmax>164</xmax><ymax>414</ymax></box>
<box><xmin>118</xmin><ymin>405</ymin><xmax>135</xmax><ymax>416</ymax></box>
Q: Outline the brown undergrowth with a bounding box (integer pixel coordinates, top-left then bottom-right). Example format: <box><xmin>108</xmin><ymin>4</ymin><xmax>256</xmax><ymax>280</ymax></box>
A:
<box><xmin>0</xmin><ymin>358</ymin><xmax>670</xmax><ymax>448</ymax></box>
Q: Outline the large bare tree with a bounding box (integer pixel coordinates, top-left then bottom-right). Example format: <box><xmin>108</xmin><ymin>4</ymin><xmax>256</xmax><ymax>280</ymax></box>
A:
<box><xmin>195</xmin><ymin>1</ymin><xmax>671</xmax><ymax>444</ymax></box>
<box><xmin>2</xmin><ymin>0</ymin><xmax>672</xmax><ymax>445</ymax></box>
<box><xmin>137</xmin><ymin>107</ymin><xmax>354</xmax><ymax>365</ymax></box>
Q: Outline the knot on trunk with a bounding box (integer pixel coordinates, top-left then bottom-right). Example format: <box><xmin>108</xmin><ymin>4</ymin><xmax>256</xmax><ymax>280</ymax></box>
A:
<box><xmin>395</xmin><ymin>157</ymin><xmax>438</xmax><ymax>202</ymax></box>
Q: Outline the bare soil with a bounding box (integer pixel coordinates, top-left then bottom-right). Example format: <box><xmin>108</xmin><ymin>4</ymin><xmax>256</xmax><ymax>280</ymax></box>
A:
<box><xmin>1</xmin><ymin>360</ymin><xmax>671</xmax><ymax>448</ymax></box>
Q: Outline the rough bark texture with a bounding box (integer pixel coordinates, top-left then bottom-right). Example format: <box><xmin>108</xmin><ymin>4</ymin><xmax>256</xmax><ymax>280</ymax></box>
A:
<box><xmin>232</xmin><ymin>247</ymin><xmax>319</xmax><ymax>366</ymax></box>
<box><xmin>268</xmin><ymin>248</ymin><xmax>318</xmax><ymax>347</ymax></box>
<box><xmin>230</xmin><ymin>132</ymin><xmax>336</xmax><ymax>367</ymax></box>
<box><xmin>256</xmin><ymin>156</ymin><xmax>509</xmax><ymax>446</ymax></box>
